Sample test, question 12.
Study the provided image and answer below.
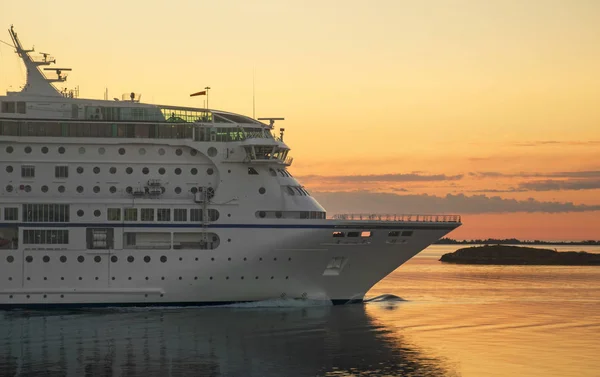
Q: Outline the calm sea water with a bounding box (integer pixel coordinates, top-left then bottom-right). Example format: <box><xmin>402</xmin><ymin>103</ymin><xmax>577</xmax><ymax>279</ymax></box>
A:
<box><xmin>1</xmin><ymin>245</ymin><xmax>599</xmax><ymax>377</ymax></box>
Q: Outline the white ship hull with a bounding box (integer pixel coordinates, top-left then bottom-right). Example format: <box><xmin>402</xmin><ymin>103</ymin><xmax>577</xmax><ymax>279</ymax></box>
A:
<box><xmin>0</xmin><ymin>223</ymin><xmax>457</xmax><ymax>308</ymax></box>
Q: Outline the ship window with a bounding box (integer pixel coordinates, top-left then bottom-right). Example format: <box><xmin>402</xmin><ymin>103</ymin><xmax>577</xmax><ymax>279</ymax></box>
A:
<box><xmin>208</xmin><ymin>209</ymin><xmax>219</xmax><ymax>221</ymax></box>
<box><xmin>41</xmin><ymin>147</ymin><xmax>48</xmax><ymax>154</ymax></box>
<box><xmin>248</xmin><ymin>167</ymin><xmax>259</xmax><ymax>175</ymax></box>
<box><xmin>93</xmin><ymin>186</ymin><xmax>100</xmax><ymax>193</ymax></box>
<box><xmin>333</xmin><ymin>231</ymin><xmax>345</xmax><ymax>238</ymax></box>
<box><xmin>174</xmin><ymin>168</ymin><xmax>181</xmax><ymax>175</ymax></box>
<box><xmin>401</xmin><ymin>230</ymin><xmax>413</xmax><ymax>237</ymax></box>
<box><xmin>269</xmin><ymin>168</ymin><xmax>277</xmax><ymax>176</ymax></box>
<box><xmin>110</xmin><ymin>167</ymin><xmax>117</xmax><ymax>174</ymax></box>
<box><xmin>286</xmin><ymin>186</ymin><xmax>295</xmax><ymax>196</ymax></box>
<box><xmin>5</xmin><ymin>185</ymin><xmax>13</xmax><ymax>192</ymax></box>
<box><xmin>119</xmin><ymin>148</ymin><xmax>126</xmax><ymax>155</ymax></box>
<box><xmin>190</xmin><ymin>209</ymin><xmax>202</xmax><ymax>221</ymax></box>
<box><xmin>16</xmin><ymin>102</ymin><xmax>26</xmax><ymax>114</ymax></box>
<box><xmin>22</xmin><ymin>204</ymin><xmax>70</xmax><ymax>222</ymax></box>
<box><xmin>139</xmin><ymin>148</ymin><xmax>146</xmax><ymax>155</ymax></box>
<box><xmin>77</xmin><ymin>186</ymin><xmax>84</xmax><ymax>193</ymax></box>
<box><xmin>41</xmin><ymin>185</ymin><xmax>48</xmax><ymax>193</ymax></box>
<box><xmin>98</xmin><ymin>147</ymin><xmax>106</xmax><ymax>155</ymax></box>
<box><xmin>77</xmin><ymin>209</ymin><xmax>84</xmax><ymax>217</ymax></box>
<box><xmin>176</xmin><ymin>148</ymin><xmax>183</xmax><ymax>156</ymax></box>
<box><xmin>347</xmin><ymin>232</ymin><xmax>360</xmax><ymax>237</ymax></box>
<box><xmin>6</xmin><ymin>146</ymin><xmax>13</xmax><ymax>153</ymax></box>
<box><xmin>109</xmin><ymin>186</ymin><xmax>117</xmax><ymax>193</ymax></box>
<box><xmin>1</xmin><ymin>101</ymin><xmax>15</xmax><ymax>113</ymax></box>
<box><xmin>159</xmin><ymin>168</ymin><xmax>166</xmax><ymax>175</ymax></box>
<box><xmin>207</xmin><ymin>168</ymin><xmax>214</xmax><ymax>175</ymax></box>
<box><xmin>6</xmin><ymin>166</ymin><xmax>13</xmax><ymax>173</ymax></box>
<box><xmin>58</xmin><ymin>147</ymin><xmax>65</xmax><ymax>154</ymax></box>
<box><xmin>25</xmin><ymin>146</ymin><xmax>32</xmax><ymax>154</ymax></box>
<box><xmin>142</xmin><ymin>167</ymin><xmax>149</xmax><ymax>174</ymax></box>
<box><xmin>388</xmin><ymin>231</ymin><xmax>400</xmax><ymax>237</ymax></box>
<box><xmin>157</xmin><ymin>209</ymin><xmax>170</xmax><ymax>221</ymax></box>
<box><xmin>77</xmin><ymin>166</ymin><xmax>84</xmax><ymax>174</ymax></box>
<box><xmin>174</xmin><ymin>209</ymin><xmax>187</xmax><ymax>221</ymax></box>
<box><xmin>124</xmin><ymin>208</ymin><xmax>138</xmax><ymax>221</ymax></box>
<box><xmin>23</xmin><ymin>229</ymin><xmax>69</xmax><ymax>244</ymax></box>
<box><xmin>93</xmin><ymin>167</ymin><xmax>100</xmax><ymax>174</ymax></box>
<box><xmin>108</xmin><ymin>208</ymin><xmax>121</xmax><ymax>221</ymax></box>
<box><xmin>86</xmin><ymin>228</ymin><xmax>114</xmax><ymax>249</ymax></box>
<box><xmin>55</xmin><ymin>166</ymin><xmax>69</xmax><ymax>178</ymax></box>
<box><xmin>141</xmin><ymin>208</ymin><xmax>154</xmax><ymax>221</ymax></box>
<box><xmin>258</xmin><ymin>187</ymin><xmax>266</xmax><ymax>195</ymax></box>
<box><xmin>175</xmin><ymin>187</ymin><xmax>182</xmax><ymax>194</ymax></box>
<box><xmin>126</xmin><ymin>167</ymin><xmax>133</xmax><ymax>174</ymax></box>
<box><xmin>4</xmin><ymin>208</ymin><xmax>18</xmax><ymax>221</ymax></box>
<box><xmin>94</xmin><ymin>210</ymin><xmax>101</xmax><ymax>217</ymax></box>
<box><xmin>58</xmin><ymin>185</ymin><xmax>65</xmax><ymax>193</ymax></box>
<box><xmin>191</xmin><ymin>168</ymin><xmax>198</xmax><ymax>175</ymax></box>
<box><xmin>361</xmin><ymin>231</ymin><xmax>372</xmax><ymax>238</ymax></box>
<box><xmin>21</xmin><ymin>165</ymin><xmax>35</xmax><ymax>178</ymax></box>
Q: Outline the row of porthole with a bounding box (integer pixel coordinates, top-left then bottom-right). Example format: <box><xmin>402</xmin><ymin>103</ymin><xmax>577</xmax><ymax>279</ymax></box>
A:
<box><xmin>4</xmin><ymin>185</ymin><xmax>210</xmax><ymax>195</ymax></box>
<box><xmin>6</xmin><ymin>255</ymin><xmax>293</xmax><ymax>263</ymax></box>
<box><xmin>5</xmin><ymin>165</ymin><xmax>213</xmax><ymax>176</ymax></box>
<box><xmin>8</xmin><ymin>275</ymin><xmax>290</xmax><ymax>281</ymax></box>
<box><xmin>6</xmin><ymin>146</ymin><xmax>198</xmax><ymax>157</ymax></box>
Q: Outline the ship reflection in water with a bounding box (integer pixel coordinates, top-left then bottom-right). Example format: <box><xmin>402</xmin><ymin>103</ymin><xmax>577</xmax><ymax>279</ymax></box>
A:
<box><xmin>0</xmin><ymin>303</ymin><xmax>450</xmax><ymax>377</ymax></box>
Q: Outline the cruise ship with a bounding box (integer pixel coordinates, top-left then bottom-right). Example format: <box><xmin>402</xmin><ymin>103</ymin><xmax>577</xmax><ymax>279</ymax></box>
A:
<box><xmin>0</xmin><ymin>26</ymin><xmax>461</xmax><ymax>309</ymax></box>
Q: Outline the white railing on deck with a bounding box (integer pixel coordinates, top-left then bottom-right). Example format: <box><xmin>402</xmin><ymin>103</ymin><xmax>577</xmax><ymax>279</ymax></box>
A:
<box><xmin>331</xmin><ymin>214</ymin><xmax>461</xmax><ymax>223</ymax></box>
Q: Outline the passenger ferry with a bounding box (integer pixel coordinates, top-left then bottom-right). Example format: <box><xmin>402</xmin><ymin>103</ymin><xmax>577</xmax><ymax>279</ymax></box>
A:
<box><xmin>0</xmin><ymin>26</ymin><xmax>461</xmax><ymax>308</ymax></box>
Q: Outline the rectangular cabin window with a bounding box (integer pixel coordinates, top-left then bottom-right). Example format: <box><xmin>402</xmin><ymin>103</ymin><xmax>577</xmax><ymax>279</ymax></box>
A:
<box><xmin>22</xmin><ymin>204</ymin><xmax>69</xmax><ymax>222</ymax></box>
<box><xmin>347</xmin><ymin>232</ymin><xmax>360</xmax><ymax>237</ymax></box>
<box><xmin>23</xmin><ymin>229</ymin><xmax>69</xmax><ymax>244</ymax></box>
<box><xmin>107</xmin><ymin>208</ymin><xmax>121</xmax><ymax>221</ymax></box>
<box><xmin>21</xmin><ymin>165</ymin><xmax>35</xmax><ymax>178</ymax></box>
<box><xmin>141</xmin><ymin>209</ymin><xmax>154</xmax><ymax>222</ymax></box>
<box><xmin>190</xmin><ymin>209</ymin><xmax>202</xmax><ymax>222</ymax></box>
<box><xmin>401</xmin><ymin>231</ymin><xmax>414</xmax><ymax>237</ymax></box>
<box><xmin>4</xmin><ymin>208</ymin><xmax>18</xmax><ymax>221</ymax></box>
<box><xmin>388</xmin><ymin>231</ymin><xmax>400</xmax><ymax>237</ymax></box>
<box><xmin>124</xmin><ymin>208</ymin><xmax>138</xmax><ymax>221</ymax></box>
<box><xmin>16</xmin><ymin>102</ymin><xmax>26</xmax><ymax>114</ymax></box>
<box><xmin>157</xmin><ymin>209</ymin><xmax>170</xmax><ymax>221</ymax></box>
<box><xmin>248</xmin><ymin>167</ymin><xmax>259</xmax><ymax>175</ymax></box>
<box><xmin>55</xmin><ymin>166</ymin><xmax>68</xmax><ymax>179</ymax></box>
<box><xmin>174</xmin><ymin>209</ymin><xmax>187</xmax><ymax>222</ymax></box>
<box><xmin>360</xmin><ymin>231</ymin><xmax>372</xmax><ymax>238</ymax></box>
<box><xmin>332</xmin><ymin>231</ymin><xmax>345</xmax><ymax>238</ymax></box>
<box><xmin>1</xmin><ymin>102</ymin><xmax>15</xmax><ymax>113</ymax></box>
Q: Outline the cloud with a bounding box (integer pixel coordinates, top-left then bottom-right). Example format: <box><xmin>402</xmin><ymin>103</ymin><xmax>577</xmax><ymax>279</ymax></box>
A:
<box><xmin>514</xmin><ymin>140</ymin><xmax>600</xmax><ymax>147</ymax></box>
<box><xmin>470</xmin><ymin>171</ymin><xmax>600</xmax><ymax>179</ymax></box>
<box><xmin>517</xmin><ymin>179</ymin><xmax>600</xmax><ymax>192</ymax></box>
<box><xmin>312</xmin><ymin>191</ymin><xmax>600</xmax><ymax>215</ymax></box>
<box><xmin>297</xmin><ymin>173</ymin><xmax>463</xmax><ymax>183</ymax></box>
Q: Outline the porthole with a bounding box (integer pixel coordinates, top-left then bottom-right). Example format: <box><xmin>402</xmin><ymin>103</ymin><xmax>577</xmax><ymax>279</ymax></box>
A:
<box><xmin>6</xmin><ymin>146</ymin><xmax>13</xmax><ymax>153</ymax></box>
<box><xmin>191</xmin><ymin>168</ymin><xmax>198</xmax><ymax>175</ymax></box>
<box><xmin>174</xmin><ymin>168</ymin><xmax>181</xmax><ymax>175</ymax></box>
<box><xmin>228</xmin><ymin>239</ymin><xmax>231</xmax><ymax>242</ymax></box>
<box><xmin>159</xmin><ymin>168</ymin><xmax>165</xmax><ymax>175</ymax></box>
<box><xmin>78</xmin><ymin>256</ymin><xmax>84</xmax><ymax>263</ymax></box>
<box><xmin>207</xmin><ymin>147</ymin><xmax>218</xmax><ymax>158</ymax></box>
<box><xmin>258</xmin><ymin>211</ymin><xmax>266</xmax><ymax>218</ymax></box>
<box><xmin>190</xmin><ymin>149</ymin><xmax>197</xmax><ymax>156</ymax></box>
<box><xmin>25</xmin><ymin>146</ymin><xmax>32</xmax><ymax>154</ymax></box>
<box><xmin>126</xmin><ymin>167</ymin><xmax>133</xmax><ymax>174</ymax></box>
<box><xmin>158</xmin><ymin>148</ymin><xmax>165</xmax><ymax>155</ymax></box>
<box><xmin>43</xmin><ymin>256</ymin><xmax>50</xmax><ymax>263</ymax></box>
<box><xmin>126</xmin><ymin>186</ymin><xmax>133</xmax><ymax>194</ymax></box>
<box><xmin>60</xmin><ymin>256</ymin><xmax>67</xmax><ymax>263</ymax></box>
<box><xmin>160</xmin><ymin>187</ymin><xmax>166</xmax><ymax>194</ymax></box>
<box><xmin>41</xmin><ymin>146</ymin><xmax>48</xmax><ymax>154</ymax></box>
<box><xmin>175</xmin><ymin>187</ymin><xmax>182</xmax><ymax>194</ymax></box>
<box><xmin>77</xmin><ymin>209</ymin><xmax>84</xmax><ymax>217</ymax></box>
<box><xmin>58</xmin><ymin>146</ymin><xmax>65</xmax><ymax>154</ymax></box>
<box><xmin>241</xmin><ymin>277</ymin><xmax>244</xmax><ymax>280</ymax></box>
<box><xmin>5</xmin><ymin>185</ymin><xmax>13</xmax><ymax>192</ymax></box>
<box><xmin>207</xmin><ymin>168</ymin><xmax>214</xmax><ymax>175</ymax></box>
<box><xmin>129</xmin><ymin>277</ymin><xmax>132</xmax><ymax>280</ymax></box>
<box><xmin>58</xmin><ymin>185</ymin><xmax>65</xmax><ymax>193</ymax></box>
<box><xmin>41</xmin><ymin>185</ymin><xmax>48</xmax><ymax>193</ymax></box>
<box><xmin>139</xmin><ymin>148</ymin><xmax>146</xmax><ymax>155</ymax></box>
<box><xmin>144</xmin><ymin>256</ymin><xmax>151</xmax><ymax>263</ymax></box>
<box><xmin>94</xmin><ymin>210</ymin><xmax>101</xmax><ymax>217</ymax></box>
<box><xmin>94</xmin><ymin>256</ymin><xmax>101</xmax><ymax>263</ymax></box>
<box><xmin>175</xmin><ymin>148</ymin><xmax>183</xmax><ymax>156</ymax></box>
<box><xmin>228</xmin><ymin>169</ymin><xmax>231</xmax><ymax>173</ymax></box>
<box><xmin>111</xmin><ymin>256</ymin><xmax>118</xmax><ymax>263</ymax></box>
<box><xmin>79</xmin><ymin>277</ymin><xmax>83</xmax><ymax>280</ymax></box>
<box><xmin>77</xmin><ymin>166</ymin><xmax>84</xmax><ymax>174</ymax></box>
<box><xmin>127</xmin><ymin>256</ymin><xmax>134</xmax><ymax>263</ymax></box>
<box><xmin>179</xmin><ymin>257</ymin><xmax>183</xmax><ymax>261</ymax></box>
<box><xmin>93</xmin><ymin>167</ymin><xmax>100</xmax><ymax>174</ymax></box>
<box><xmin>24</xmin><ymin>185</ymin><xmax>32</xmax><ymax>193</ymax></box>
<box><xmin>160</xmin><ymin>256</ymin><xmax>167</xmax><ymax>263</ymax></box>
<box><xmin>259</xmin><ymin>187</ymin><xmax>266</xmax><ymax>195</ymax></box>
<box><xmin>98</xmin><ymin>147</ymin><xmax>106</xmax><ymax>155</ymax></box>
<box><xmin>190</xmin><ymin>187</ymin><xmax>198</xmax><ymax>194</ymax></box>
<box><xmin>93</xmin><ymin>186</ymin><xmax>100</xmax><ymax>193</ymax></box>
<box><xmin>79</xmin><ymin>147</ymin><xmax>86</xmax><ymax>154</ymax></box>
<box><xmin>142</xmin><ymin>167</ymin><xmax>149</xmax><ymax>174</ymax></box>
<box><xmin>6</xmin><ymin>166</ymin><xmax>13</xmax><ymax>173</ymax></box>
<box><xmin>112</xmin><ymin>277</ymin><xmax>115</xmax><ymax>281</ymax></box>
<box><xmin>275</xmin><ymin>211</ymin><xmax>282</xmax><ymax>218</ymax></box>
<box><xmin>109</xmin><ymin>167</ymin><xmax>117</xmax><ymax>174</ymax></box>
<box><xmin>178</xmin><ymin>277</ymin><xmax>182</xmax><ymax>280</ymax></box>
<box><xmin>6</xmin><ymin>255</ymin><xmax>14</xmax><ymax>263</ymax></box>
<box><xmin>110</xmin><ymin>186</ymin><xmax>116</xmax><ymax>193</ymax></box>
<box><xmin>210</xmin><ymin>277</ymin><xmax>213</xmax><ymax>280</ymax></box>
<box><xmin>226</xmin><ymin>277</ymin><xmax>229</xmax><ymax>280</ymax></box>
<box><xmin>118</xmin><ymin>148</ymin><xmax>126</xmax><ymax>155</ymax></box>
<box><xmin>77</xmin><ymin>186</ymin><xmax>84</xmax><ymax>193</ymax></box>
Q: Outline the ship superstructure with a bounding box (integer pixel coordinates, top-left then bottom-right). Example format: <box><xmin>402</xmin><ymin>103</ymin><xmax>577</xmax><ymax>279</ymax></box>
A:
<box><xmin>0</xmin><ymin>27</ymin><xmax>460</xmax><ymax>308</ymax></box>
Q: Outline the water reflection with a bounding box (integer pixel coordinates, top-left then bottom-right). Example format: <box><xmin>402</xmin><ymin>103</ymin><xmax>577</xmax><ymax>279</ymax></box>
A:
<box><xmin>0</xmin><ymin>304</ymin><xmax>452</xmax><ymax>377</ymax></box>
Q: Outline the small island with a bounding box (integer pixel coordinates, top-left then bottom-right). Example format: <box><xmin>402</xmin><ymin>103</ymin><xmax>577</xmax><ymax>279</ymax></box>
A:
<box><xmin>440</xmin><ymin>245</ymin><xmax>600</xmax><ymax>265</ymax></box>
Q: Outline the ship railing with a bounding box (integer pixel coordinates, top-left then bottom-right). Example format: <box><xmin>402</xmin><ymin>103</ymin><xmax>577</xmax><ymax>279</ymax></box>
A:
<box><xmin>331</xmin><ymin>214</ymin><xmax>461</xmax><ymax>223</ymax></box>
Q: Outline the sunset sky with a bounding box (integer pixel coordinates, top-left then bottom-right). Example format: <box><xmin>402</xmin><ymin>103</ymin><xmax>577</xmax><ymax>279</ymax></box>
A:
<box><xmin>1</xmin><ymin>1</ymin><xmax>600</xmax><ymax>240</ymax></box>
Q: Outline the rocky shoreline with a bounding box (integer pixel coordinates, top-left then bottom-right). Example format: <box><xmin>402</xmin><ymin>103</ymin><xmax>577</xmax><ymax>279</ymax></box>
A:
<box><xmin>439</xmin><ymin>245</ymin><xmax>600</xmax><ymax>265</ymax></box>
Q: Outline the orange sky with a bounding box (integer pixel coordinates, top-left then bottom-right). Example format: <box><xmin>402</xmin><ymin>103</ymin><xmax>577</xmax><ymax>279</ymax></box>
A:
<box><xmin>1</xmin><ymin>1</ymin><xmax>600</xmax><ymax>240</ymax></box>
